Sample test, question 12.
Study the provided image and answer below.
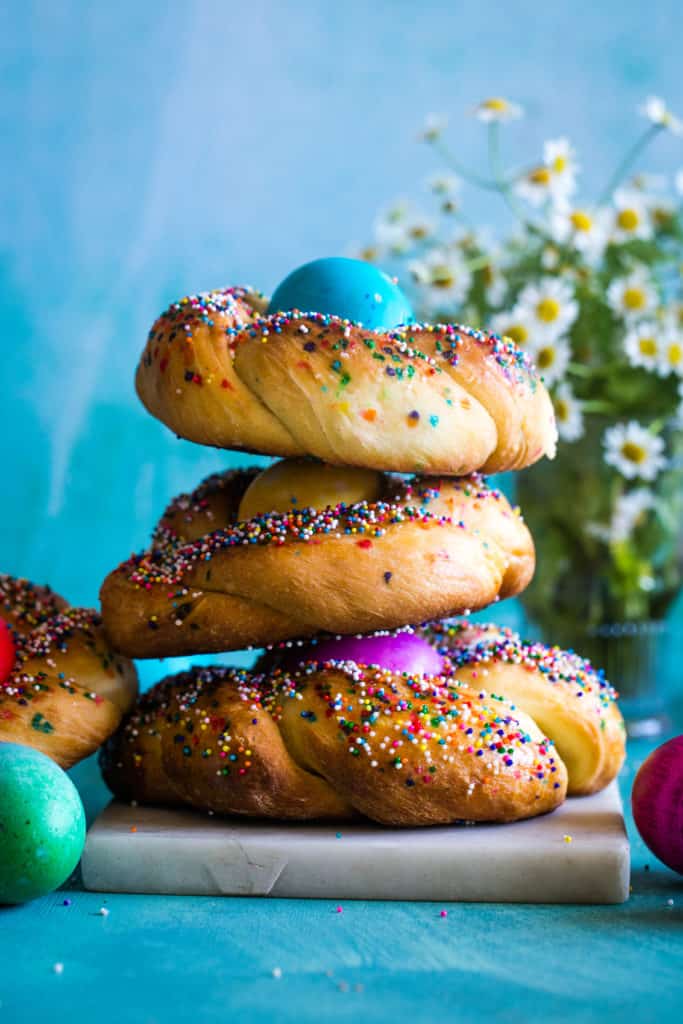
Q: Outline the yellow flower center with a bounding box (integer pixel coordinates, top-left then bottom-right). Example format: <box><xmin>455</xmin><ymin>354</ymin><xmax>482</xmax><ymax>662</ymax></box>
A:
<box><xmin>570</xmin><ymin>210</ymin><xmax>593</xmax><ymax>232</ymax></box>
<box><xmin>359</xmin><ymin>246</ymin><xmax>378</xmax><ymax>263</ymax></box>
<box><xmin>503</xmin><ymin>325</ymin><xmax>529</xmax><ymax>345</ymax></box>
<box><xmin>537</xmin><ymin>346</ymin><xmax>555</xmax><ymax>369</ymax></box>
<box><xmin>623</xmin><ymin>287</ymin><xmax>646</xmax><ymax>311</ymax></box>
<box><xmin>667</xmin><ymin>342</ymin><xmax>683</xmax><ymax>365</ymax></box>
<box><xmin>552</xmin><ymin>155</ymin><xmax>568</xmax><ymax>173</ymax></box>
<box><xmin>529</xmin><ymin>167</ymin><xmax>551</xmax><ymax>185</ymax></box>
<box><xmin>431</xmin><ymin>265</ymin><xmax>455</xmax><ymax>289</ymax></box>
<box><xmin>482</xmin><ymin>97</ymin><xmax>509</xmax><ymax>112</ymax></box>
<box><xmin>409</xmin><ymin>224</ymin><xmax>430</xmax><ymax>240</ymax></box>
<box><xmin>555</xmin><ymin>398</ymin><xmax>569</xmax><ymax>422</ymax></box>
<box><xmin>617</xmin><ymin>208</ymin><xmax>640</xmax><ymax>231</ymax></box>
<box><xmin>621</xmin><ymin>441</ymin><xmax>647</xmax><ymax>464</ymax></box>
<box><xmin>536</xmin><ymin>298</ymin><xmax>561</xmax><ymax>323</ymax></box>
<box><xmin>638</xmin><ymin>336</ymin><xmax>657</xmax><ymax>357</ymax></box>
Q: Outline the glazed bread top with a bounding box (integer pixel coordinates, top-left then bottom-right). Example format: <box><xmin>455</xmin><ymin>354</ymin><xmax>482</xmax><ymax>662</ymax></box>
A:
<box><xmin>99</xmin><ymin>461</ymin><xmax>535</xmax><ymax>657</ymax></box>
<box><xmin>135</xmin><ymin>288</ymin><xmax>557</xmax><ymax>474</ymax></box>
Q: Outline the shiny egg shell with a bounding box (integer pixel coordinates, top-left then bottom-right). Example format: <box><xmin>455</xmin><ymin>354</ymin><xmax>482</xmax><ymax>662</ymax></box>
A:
<box><xmin>268</xmin><ymin>257</ymin><xmax>414</xmax><ymax>330</ymax></box>
<box><xmin>290</xmin><ymin>630</ymin><xmax>444</xmax><ymax>677</ymax></box>
<box><xmin>0</xmin><ymin>742</ymin><xmax>86</xmax><ymax>904</ymax></box>
<box><xmin>632</xmin><ymin>735</ymin><xmax>683</xmax><ymax>875</ymax></box>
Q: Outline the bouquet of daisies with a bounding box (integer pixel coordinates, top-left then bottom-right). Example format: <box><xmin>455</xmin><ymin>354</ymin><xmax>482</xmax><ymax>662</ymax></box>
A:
<box><xmin>361</xmin><ymin>96</ymin><xmax>683</xmax><ymax>640</ymax></box>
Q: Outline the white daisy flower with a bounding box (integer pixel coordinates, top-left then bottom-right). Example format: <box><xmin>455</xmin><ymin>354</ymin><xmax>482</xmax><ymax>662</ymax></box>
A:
<box><xmin>550</xmin><ymin>204</ymin><xmax>610</xmax><ymax>264</ymax></box>
<box><xmin>553</xmin><ymin>383</ymin><xmax>584</xmax><ymax>442</ymax></box>
<box><xmin>515</xmin><ymin>139</ymin><xmax>578</xmax><ymax>207</ymax></box>
<box><xmin>373</xmin><ymin>201</ymin><xmax>411</xmax><ymax>252</ymax></box>
<box><xmin>663</xmin><ymin>302</ymin><xmax>683</xmax><ymax>332</ymax></box>
<box><xmin>489</xmin><ymin>310</ymin><xmax>534</xmax><ymax>349</ymax></box>
<box><xmin>474</xmin><ymin>97</ymin><xmax>524</xmax><ymax>123</ymax></box>
<box><xmin>515</xmin><ymin>166</ymin><xmax>552</xmax><ymax>206</ymax></box>
<box><xmin>483</xmin><ymin>266</ymin><xmax>507</xmax><ymax>308</ymax></box>
<box><xmin>650</xmin><ymin>198</ymin><xmax>677</xmax><ymax>230</ymax></box>
<box><xmin>610</xmin><ymin>489</ymin><xmax>656</xmax><ymax>542</ymax></box>
<box><xmin>515</xmin><ymin>277</ymin><xmax>579</xmax><ymax>340</ymax></box>
<box><xmin>639</xmin><ymin>96</ymin><xmax>683</xmax><ymax>136</ymax></box>
<box><xmin>426</xmin><ymin>172</ymin><xmax>461</xmax><ymax>196</ymax></box>
<box><xmin>544</xmin><ymin>138</ymin><xmax>579</xmax><ymax>182</ymax></box>
<box><xmin>607</xmin><ymin>268</ymin><xmax>658</xmax><ymax>321</ymax></box>
<box><xmin>539</xmin><ymin>246</ymin><xmax>560</xmax><ymax>271</ymax></box>
<box><xmin>630</xmin><ymin>172</ymin><xmax>668</xmax><ymax>192</ymax></box>
<box><xmin>404</xmin><ymin>216</ymin><xmax>437</xmax><ymax>243</ymax></box>
<box><xmin>408</xmin><ymin>248</ymin><xmax>472</xmax><ymax>312</ymax></box>
<box><xmin>657</xmin><ymin>330</ymin><xmax>683</xmax><ymax>377</ymax></box>
<box><xmin>623</xmin><ymin>321</ymin><xmax>663</xmax><ymax>372</ymax></box>
<box><xmin>603</xmin><ymin>421</ymin><xmax>667</xmax><ymax>481</ymax></box>
<box><xmin>674</xmin><ymin>380</ymin><xmax>683</xmax><ymax>427</ymax></box>
<box><xmin>610</xmin><ymin>189</ymin><xmax>653</xmax><ymax>244</ymax></box>
<box><xmin>589</xmin><ymin>489</ymin><xmax>656</xmax><ymax>544</ymax></box>
<box><xmin>526</xmin><ymin>336</ymin><xmax>571</xmax><ymax>386</ymax></box>
<box><xmin>420</xmin><ymin>113</ymin><xmax>448</xmax><ymax>141</ymax></box>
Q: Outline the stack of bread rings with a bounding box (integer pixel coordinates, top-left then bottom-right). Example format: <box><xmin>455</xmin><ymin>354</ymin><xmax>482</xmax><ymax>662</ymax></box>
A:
<box><xmin>99</xmin><ymin>263</ymin><xmax>626</xmax><ymax>827</ymax></box>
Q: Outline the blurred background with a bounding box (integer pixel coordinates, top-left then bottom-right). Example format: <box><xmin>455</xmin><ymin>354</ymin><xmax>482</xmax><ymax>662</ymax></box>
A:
<box><xmin>1</xmin><ymin>1</ymin><xmax>682</xmax><ymax>687</ymax></box>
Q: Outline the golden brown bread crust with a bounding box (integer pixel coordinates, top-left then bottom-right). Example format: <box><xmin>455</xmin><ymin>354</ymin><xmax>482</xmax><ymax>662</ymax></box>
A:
<box><xmin>99</xmin><ymin>466</ymin><xmax>535</xmax><ymax>658</ymax></box>
<box><xmin>101</xmin><ymin>663</ymin><xmax>567</xmax><ymax>825</ymax></box>
<box><xmin>135</xmin><ymin>289</ymin><xmax>557</xmax><ymax>474</ymax></box>
<box><xmin>0</xmin><ymin>574</ymin><xmax>139</xmax><ymax>769</ymax></box>
<box><xmin>421</xmin><ymin>620</ymin><xmax>626</xmax><ymax>796</ymax></box>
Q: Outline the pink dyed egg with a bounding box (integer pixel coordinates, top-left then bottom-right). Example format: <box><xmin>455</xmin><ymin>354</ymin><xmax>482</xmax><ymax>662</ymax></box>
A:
<box><xmin>0</xmin><ymin>619</ymin><xmax>16</xmax><ymax>684</ymax></box>
<box><xmin>632</xmin><ymin>735</ymin><xmax>683</xmax><ymax>875</ymax></box>
<box><xmin>296</xmin><ymin>631</ymin><xmax>444</xmax><ymax>677</ymax></box>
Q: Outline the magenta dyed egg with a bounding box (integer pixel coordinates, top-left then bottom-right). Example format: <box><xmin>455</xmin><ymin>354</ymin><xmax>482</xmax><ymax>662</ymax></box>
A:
<box><xmin>632</xmin><ymin>735</ymin><xmax>683</xmax><ymax>875</ymax></box>
<box><xmin>297</xmin><ymin>631</ymin><xmax>444</xmax><ymax>676</ymax></box>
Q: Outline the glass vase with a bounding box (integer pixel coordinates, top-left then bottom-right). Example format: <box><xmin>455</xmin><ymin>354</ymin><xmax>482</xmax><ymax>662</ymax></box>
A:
<box><xmin>516</xmin><ymin>417</ymin><xmax>683</xmax><ymax>734</ymax></box>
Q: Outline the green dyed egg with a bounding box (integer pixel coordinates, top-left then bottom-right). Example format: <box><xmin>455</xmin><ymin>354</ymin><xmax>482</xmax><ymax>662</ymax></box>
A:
<box><xmin>0</xmin><ymin>742</ymin><xmax>85</xmax><ymax>904</ymax></box>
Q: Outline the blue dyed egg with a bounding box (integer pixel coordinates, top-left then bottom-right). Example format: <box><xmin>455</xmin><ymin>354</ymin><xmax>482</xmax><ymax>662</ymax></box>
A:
<box><xmin>268</xmin><ymin>257</ymin><xmax>414</xmax><ymax>329</ymax></box>
<box><xmin>0</xmin><ymin>743</ymin><xmax>86</xmax><ymax>904</ymax></box>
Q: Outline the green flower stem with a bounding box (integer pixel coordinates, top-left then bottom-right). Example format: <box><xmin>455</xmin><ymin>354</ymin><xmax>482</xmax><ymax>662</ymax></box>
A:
<box><xmin>580</xmin><ymin>399</ymin><xmax>619</xmax><ymax>414</ymax></box>
<box><xmin>487</xmin><ymin>123</ymin><xmax>546</xmax><ymax>235</ymax></box>
<box><xmin>567</xmin><ymin>361</ymin><xmax>625</xmax><ymax>379</ymax></box>
<box><xmin>598</xmin><ymin>124</ymin><xmax>662</xmax><ymax>204</ymax></box>
<box><xmin>428</xmin><ymin>138</ymin><xmax>500</xmax><ymax>190</ymax></box>
<box><xmin>463</xmin><ymin>254</ymin><xmax>496</xmax><ymax>272</ymax></box>
<box><xmin>566</xmin><ymin>361</ymin><xmax>597</xmax><ymax>377</ymax></box>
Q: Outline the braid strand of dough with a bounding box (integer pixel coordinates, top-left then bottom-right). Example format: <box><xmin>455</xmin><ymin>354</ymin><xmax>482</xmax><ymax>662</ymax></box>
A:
<box><xmin>101</xmin><ymin>662</ymin><xmax>567</xmax><ymax>826</ymax></box>
<box><xmin>135</xmin><ymin>289</ymin><xmax>557</xmax><ymax>474</ymax></box>
<box><xmin>100</xmin><ymin>466</ymin><xmax>535</xmax><ymax>657</ymax></box>
<box><xmin>421</xmin><ymin>620</ymin><xmax>626</xmax><ymax>796</ymax></box>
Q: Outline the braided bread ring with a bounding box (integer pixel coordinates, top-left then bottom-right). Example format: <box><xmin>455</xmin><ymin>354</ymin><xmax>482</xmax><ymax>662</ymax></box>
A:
<box><xmin>99</xmin><ymin>464</ymin><xmax>534</xmax><ymax>658</ymax></box>
<box><xmin>421</xmin><ymin>621</ymin><xmax>626</xmax><ymax>796</ymax></box>
<box><xmin>101</xmin><ymin>662</ymin><xmax>567</xmax><ymax>826</ymax></box>
<box><xmin>136</xmin><ymin>289</ymin><xmax>557</xmax><ymax>475</ymax></box>
<box><xmin>0</xmin><ymin>575</ymin><xmax>138</xmax><ymax>769</ymax></box>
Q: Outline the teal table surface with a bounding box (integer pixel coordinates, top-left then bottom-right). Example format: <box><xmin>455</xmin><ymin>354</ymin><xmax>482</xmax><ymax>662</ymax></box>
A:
<box><xmin>1</xmin><ymin>737</ymin><xmax>682</xmax><ymax>1024</ymax></box>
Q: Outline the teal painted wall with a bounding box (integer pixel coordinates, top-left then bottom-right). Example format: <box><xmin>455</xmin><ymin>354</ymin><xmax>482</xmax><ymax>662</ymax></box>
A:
<box><xmin>1</xmin><ymin>0</ymin><xmax>682</xmax><ymax>621</ymax></box>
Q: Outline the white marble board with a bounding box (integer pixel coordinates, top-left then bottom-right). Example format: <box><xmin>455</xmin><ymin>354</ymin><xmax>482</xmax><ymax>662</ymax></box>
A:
<box><xmin>81</xmin><ymin>781</ymin><xmax>629</xmax><ymax>904</ymax></box>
